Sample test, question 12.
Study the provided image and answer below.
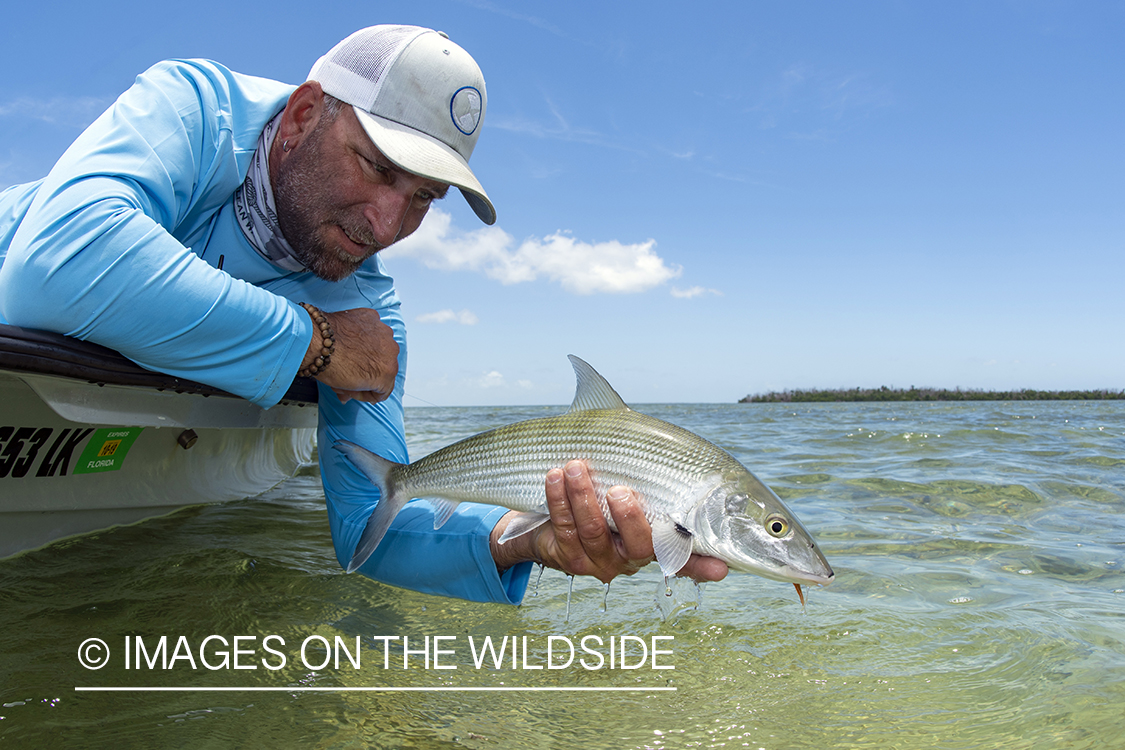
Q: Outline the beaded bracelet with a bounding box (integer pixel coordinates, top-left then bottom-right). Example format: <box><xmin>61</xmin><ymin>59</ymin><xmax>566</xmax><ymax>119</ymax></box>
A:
<box><xmin>298</xmin><ymin>302</ymin><xmax>336</xmax><ymax>378</ymax></box>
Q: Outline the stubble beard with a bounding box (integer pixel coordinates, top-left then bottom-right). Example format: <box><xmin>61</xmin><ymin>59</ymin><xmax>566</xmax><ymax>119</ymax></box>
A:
<box><xmin>274</xmin><ymin>123</ymin><xmax>381</xmax><ymax>283</ymax></box>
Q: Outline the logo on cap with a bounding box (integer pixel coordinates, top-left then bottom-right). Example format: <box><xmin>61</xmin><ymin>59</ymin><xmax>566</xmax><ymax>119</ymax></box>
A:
<box><xmin>450</xmin><ymin>86</ymin><xmax>482</xmax><ymax>136</ymax></box>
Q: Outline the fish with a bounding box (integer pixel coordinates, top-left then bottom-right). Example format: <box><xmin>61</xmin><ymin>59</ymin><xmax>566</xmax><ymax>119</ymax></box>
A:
<box><xmin>336</xmin><ymin>356</ymin><xmax>835</xmax><ymax>592</ymax></box>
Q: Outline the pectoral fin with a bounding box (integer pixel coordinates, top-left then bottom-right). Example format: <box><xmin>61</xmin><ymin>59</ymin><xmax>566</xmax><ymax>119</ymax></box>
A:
<box><xmin>497</xmin><ymin>512</ymin><xmax>552</xmax><ymax>544</ymax></box>
<box><xmin>651</xmin><ymin>518</ymin><xmax>694</xmax><ymax>578</ymax></box>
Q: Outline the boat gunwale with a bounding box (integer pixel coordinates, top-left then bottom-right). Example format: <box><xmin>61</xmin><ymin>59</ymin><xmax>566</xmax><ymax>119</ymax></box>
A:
<box><xmin>0</xmin><ymin>323</ymin><xmax>318</xmax><ymax>405</ymax></box>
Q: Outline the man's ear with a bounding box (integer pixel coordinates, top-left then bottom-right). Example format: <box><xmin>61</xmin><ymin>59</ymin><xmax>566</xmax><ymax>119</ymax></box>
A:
<box><xmin>277</xmin><ymin>81</ymin><xmax>326</xmax><ymax>147</ymax></box>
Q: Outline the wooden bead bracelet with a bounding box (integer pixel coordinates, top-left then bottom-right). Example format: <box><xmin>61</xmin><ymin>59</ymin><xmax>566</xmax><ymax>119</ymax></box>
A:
<box><xmin>298</xmin><ymin>302</ymin><xmax>336</xmax><ymax>378</ymax></box>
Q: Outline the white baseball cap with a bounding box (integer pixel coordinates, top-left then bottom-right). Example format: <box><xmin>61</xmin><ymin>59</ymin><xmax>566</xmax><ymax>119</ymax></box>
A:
<box><xmin>308</xmin><ymin>25</ymin><xmax>496</xmax><ymax>225</ymax></box>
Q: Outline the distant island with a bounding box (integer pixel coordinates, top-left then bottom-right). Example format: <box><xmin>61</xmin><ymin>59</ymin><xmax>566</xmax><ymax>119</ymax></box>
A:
<box><xmin>740</xmin><ymin>386</ymin><xmax>1125</xmax><ymax>403</ymax></box>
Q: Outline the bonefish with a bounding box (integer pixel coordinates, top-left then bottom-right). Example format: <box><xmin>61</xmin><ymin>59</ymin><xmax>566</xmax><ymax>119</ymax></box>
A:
<box><xmin>337</xmin><ymin>356</ymin><xmax>834</xmax><ymax>593</ymax></box>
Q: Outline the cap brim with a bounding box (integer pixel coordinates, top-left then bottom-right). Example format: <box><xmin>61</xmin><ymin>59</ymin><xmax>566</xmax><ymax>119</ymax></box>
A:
<box><xmin>352</xmin><ymin>106</ymin><xmax>496</xmax><ymax>225</ymax></box>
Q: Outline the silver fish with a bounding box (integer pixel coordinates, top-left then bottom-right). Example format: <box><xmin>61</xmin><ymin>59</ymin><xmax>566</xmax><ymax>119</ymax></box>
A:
<box><xmin>336</xmin><ymin>356</ymin><xmax>834</xmax><ymax>591</ymax></box>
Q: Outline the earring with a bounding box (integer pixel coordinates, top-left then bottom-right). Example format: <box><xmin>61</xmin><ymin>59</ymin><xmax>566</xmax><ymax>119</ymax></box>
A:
<box><xmin>282</xmin><ymin>139</ymin><xmax>291</xmax><ymax>153</ymax></box>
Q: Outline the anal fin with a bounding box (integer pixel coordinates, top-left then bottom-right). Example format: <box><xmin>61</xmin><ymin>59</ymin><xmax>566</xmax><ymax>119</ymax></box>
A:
<box><xmin>429</xmin><ymin>498</ymin><xmax>460</xmax><ymax>529</ymax></box>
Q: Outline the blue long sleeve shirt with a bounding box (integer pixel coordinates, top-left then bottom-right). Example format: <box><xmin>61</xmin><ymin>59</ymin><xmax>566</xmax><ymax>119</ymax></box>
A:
<box><xmin>0</xmin><ymin>58</ymin><xmax>531</xmax><ymax>604</ymax></box>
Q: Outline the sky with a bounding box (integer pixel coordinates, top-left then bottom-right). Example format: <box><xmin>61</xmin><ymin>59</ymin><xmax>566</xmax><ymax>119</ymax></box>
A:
<box><xmin>2</xmin><ymin>1</ymin><xmax>1122</xmax><ymax>406</ymax></box>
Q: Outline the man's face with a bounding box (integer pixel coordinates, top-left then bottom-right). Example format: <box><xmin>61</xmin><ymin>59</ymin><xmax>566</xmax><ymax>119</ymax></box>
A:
<box><xmin>274</xmin><ymin>103</ymin><xmax>450</xmax><ymax>282</ymax></box>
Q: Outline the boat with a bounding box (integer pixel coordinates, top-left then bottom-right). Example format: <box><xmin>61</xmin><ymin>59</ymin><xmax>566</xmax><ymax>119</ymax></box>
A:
<box><xmin>0</xmin><ymin>323</ymin><xmax>318</xmax><ymax>559</ymax></box>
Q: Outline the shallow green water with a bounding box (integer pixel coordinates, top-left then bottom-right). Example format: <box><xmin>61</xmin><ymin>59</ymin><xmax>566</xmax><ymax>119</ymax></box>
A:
<box><xmin>2</xmin><ymin>401</ymin><xmax>1123</xmax><ymax>748</ymax></box>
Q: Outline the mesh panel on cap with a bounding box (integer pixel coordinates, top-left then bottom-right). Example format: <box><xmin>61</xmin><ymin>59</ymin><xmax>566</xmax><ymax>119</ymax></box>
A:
<box><xmin>328</xmin><ymin>25</ymin><xmax>425</xmax><ymax>99</ymax></box>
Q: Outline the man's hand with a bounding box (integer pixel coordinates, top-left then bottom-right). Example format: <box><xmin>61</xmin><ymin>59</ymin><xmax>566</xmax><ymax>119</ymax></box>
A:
<box><xmin>302</xmin><ymin>307</ymin><xmax>399</xmax><ymax>403</ymax></box>
<box><xmin>490</xmin><ymin>460</ymin><xmax>729</xmax><ymax>584</ymax></box>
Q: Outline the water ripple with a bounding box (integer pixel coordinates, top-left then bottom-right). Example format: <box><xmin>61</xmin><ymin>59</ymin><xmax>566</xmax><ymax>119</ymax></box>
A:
<box><xmin>1</xmin><ymin>400</ymin><xmax>1122</xmax><ymax>748</ymax></box>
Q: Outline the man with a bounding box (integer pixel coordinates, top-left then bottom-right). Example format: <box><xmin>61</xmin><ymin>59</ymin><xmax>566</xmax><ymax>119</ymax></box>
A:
<box><xmin>0</xmin><ymin>25</ymin><xmax>725</xmax><ymax>601</ymax></box>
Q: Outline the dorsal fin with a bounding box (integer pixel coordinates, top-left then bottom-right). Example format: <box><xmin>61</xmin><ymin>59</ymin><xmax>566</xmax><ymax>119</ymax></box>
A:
<box><xmin>567</xmin><ymin>355</ymin><xmax>630</xmax><ymax>413</ymax></box>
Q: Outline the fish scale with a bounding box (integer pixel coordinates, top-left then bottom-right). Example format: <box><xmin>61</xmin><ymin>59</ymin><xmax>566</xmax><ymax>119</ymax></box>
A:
<box><xmin>394</xmin><ymin>409</ymin><xmax>733</xmax><ymax>522</ymax></box>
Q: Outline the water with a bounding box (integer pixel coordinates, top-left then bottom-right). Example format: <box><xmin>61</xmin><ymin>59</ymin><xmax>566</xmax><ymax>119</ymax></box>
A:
<box><xmin>1</xmin><ymin>401</ymin><xmax>1123</xmax><ymax>748</ymax></box>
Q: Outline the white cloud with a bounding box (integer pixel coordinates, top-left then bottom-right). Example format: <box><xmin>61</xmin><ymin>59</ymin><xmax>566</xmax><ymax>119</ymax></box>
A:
<box><xmin>386</xmin><ymin>209</ymin><xmax>681</xmax><ymax>295</ymax></box>
<box><xmin>473</xmin><ymin>370</ymin><xmax>533</xmax><ymax>390</ymax></box>
<box><xmin>671</xmin><ymin>286</ymin><xmax>723</xmax><ymax>299</ymax></box>
<box><xmin>416</xmin><ymin>309</ymin><xmax>479</xmax><ymax>325</ymax></box>
<box><xmin>479</xmin><ymin>370</ymin><xmax>506</xmax><ymax>388</ymax></box>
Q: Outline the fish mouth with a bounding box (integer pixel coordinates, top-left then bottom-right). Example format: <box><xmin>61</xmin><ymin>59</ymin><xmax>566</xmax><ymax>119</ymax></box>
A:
<box><xmin>725</xmin><ymin>558</ymin><xmax>835</xmax><ymax>587</ymax></box>
<box><xmin>771</xmin><ymin>566</ymin><xmax>835</xmax><ymax>588</ymax></box>
<box><xmin>790</xmin><ymin>554</ymin><xmax>836</xmax><ymax>587</ymax></box>
<box><xmin>749</xmin><ymin>570</ymin><xmax>835</xmax><ymax>588</ymax></box>
<box><xmin>798</xmin><ymin>568</ymin><xmax>835</xmax><ymax>587</ymax></box>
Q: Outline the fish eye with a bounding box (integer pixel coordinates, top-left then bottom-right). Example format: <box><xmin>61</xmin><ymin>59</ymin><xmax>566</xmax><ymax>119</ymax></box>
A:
<box><xmin>765</xmin><ymin>514</ymin><xmax>790</xmax><ymax>538</ymax></box>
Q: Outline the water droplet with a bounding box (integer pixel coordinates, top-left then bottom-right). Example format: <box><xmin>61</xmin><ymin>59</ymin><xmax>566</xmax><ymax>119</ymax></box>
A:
<box><xmin>531</xmin><ymin>563</ymin><xmax>545</xmax><ymax>597</ymax></box>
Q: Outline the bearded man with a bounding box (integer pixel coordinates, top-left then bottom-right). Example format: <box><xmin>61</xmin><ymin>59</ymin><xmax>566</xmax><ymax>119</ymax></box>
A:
<box><xmin>0</xmin><ymin>25</ymin><xmax>725</xmax><ymax>600</ymax></box>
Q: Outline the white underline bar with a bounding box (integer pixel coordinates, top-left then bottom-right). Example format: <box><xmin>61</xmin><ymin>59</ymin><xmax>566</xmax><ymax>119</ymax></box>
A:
<box><xmin>75</xmin><ymin>686</ymin><xmax>676</xmax><ymax>692</ymax></box>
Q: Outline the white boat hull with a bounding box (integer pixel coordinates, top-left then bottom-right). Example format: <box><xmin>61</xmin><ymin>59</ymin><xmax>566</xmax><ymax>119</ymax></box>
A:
<box><xmin>0</xmin><ymin>326</ymin><xmax>318</xmax><ymax>558</ymax></box>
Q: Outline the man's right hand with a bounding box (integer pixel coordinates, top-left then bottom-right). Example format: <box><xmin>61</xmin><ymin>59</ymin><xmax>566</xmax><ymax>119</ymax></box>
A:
<box><xmin>490</xmin><ymin>461</ymin><xmax>730</xmax><ymax>585</ymax></box>
<box><xmin>302</xmin><ymin>307</ymin><xmax>399</xmax><ymax>403</ymax></box>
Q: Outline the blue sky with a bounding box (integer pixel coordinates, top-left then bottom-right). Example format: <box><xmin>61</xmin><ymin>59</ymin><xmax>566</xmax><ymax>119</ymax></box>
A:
<box><xmin>2</xmin><ymin>1</ymin><xmax>1122</xmax><ymax>406</ymax></box>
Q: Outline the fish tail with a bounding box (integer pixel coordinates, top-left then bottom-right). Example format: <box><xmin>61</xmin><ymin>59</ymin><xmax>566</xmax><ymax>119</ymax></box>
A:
<box><xmin>334</xmin><ymin>441</ymin><xmax>408</xmax><ymax>573</ymax></box>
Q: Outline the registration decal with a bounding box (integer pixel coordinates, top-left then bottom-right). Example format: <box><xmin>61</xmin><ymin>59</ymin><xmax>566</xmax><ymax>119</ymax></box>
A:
<box><xmin>73</xmin><ymin>428</ymin><xmax>145</xmax><ymax>474</ymax></box>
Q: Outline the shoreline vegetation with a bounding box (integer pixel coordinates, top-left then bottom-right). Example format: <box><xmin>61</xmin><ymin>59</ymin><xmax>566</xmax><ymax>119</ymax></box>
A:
<box><xmin>740</xmin><ymin>386</ymin><xmax>1125</xmax><ymax>403</ymax></box>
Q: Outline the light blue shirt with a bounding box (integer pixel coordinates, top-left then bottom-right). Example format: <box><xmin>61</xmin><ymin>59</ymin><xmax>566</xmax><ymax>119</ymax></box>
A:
<box><xmin>0</xmin><ymin>59</ymin><xmax>530</xmax><ymax>604</ymax></box>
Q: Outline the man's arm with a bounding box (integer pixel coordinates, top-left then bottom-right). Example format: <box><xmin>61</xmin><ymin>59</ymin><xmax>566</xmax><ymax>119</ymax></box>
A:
<box><xmin>274</xmin><ymin>262</ymin><xmax>527</xmax><ymax>604</ymax></box>
<box><xmin>314</xmin><ymin>338</ymin><xmax>533</xmax><ymax>602</ymax></box>
<box><xmin>318</xmin><ymin>381</ymin><xmax>726</xmax><ymax>599</ymax></box>
<box><xmin>0</xmin><ymin>60</ymin><xmax>312</xmax><ymax>407</ymax></box>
